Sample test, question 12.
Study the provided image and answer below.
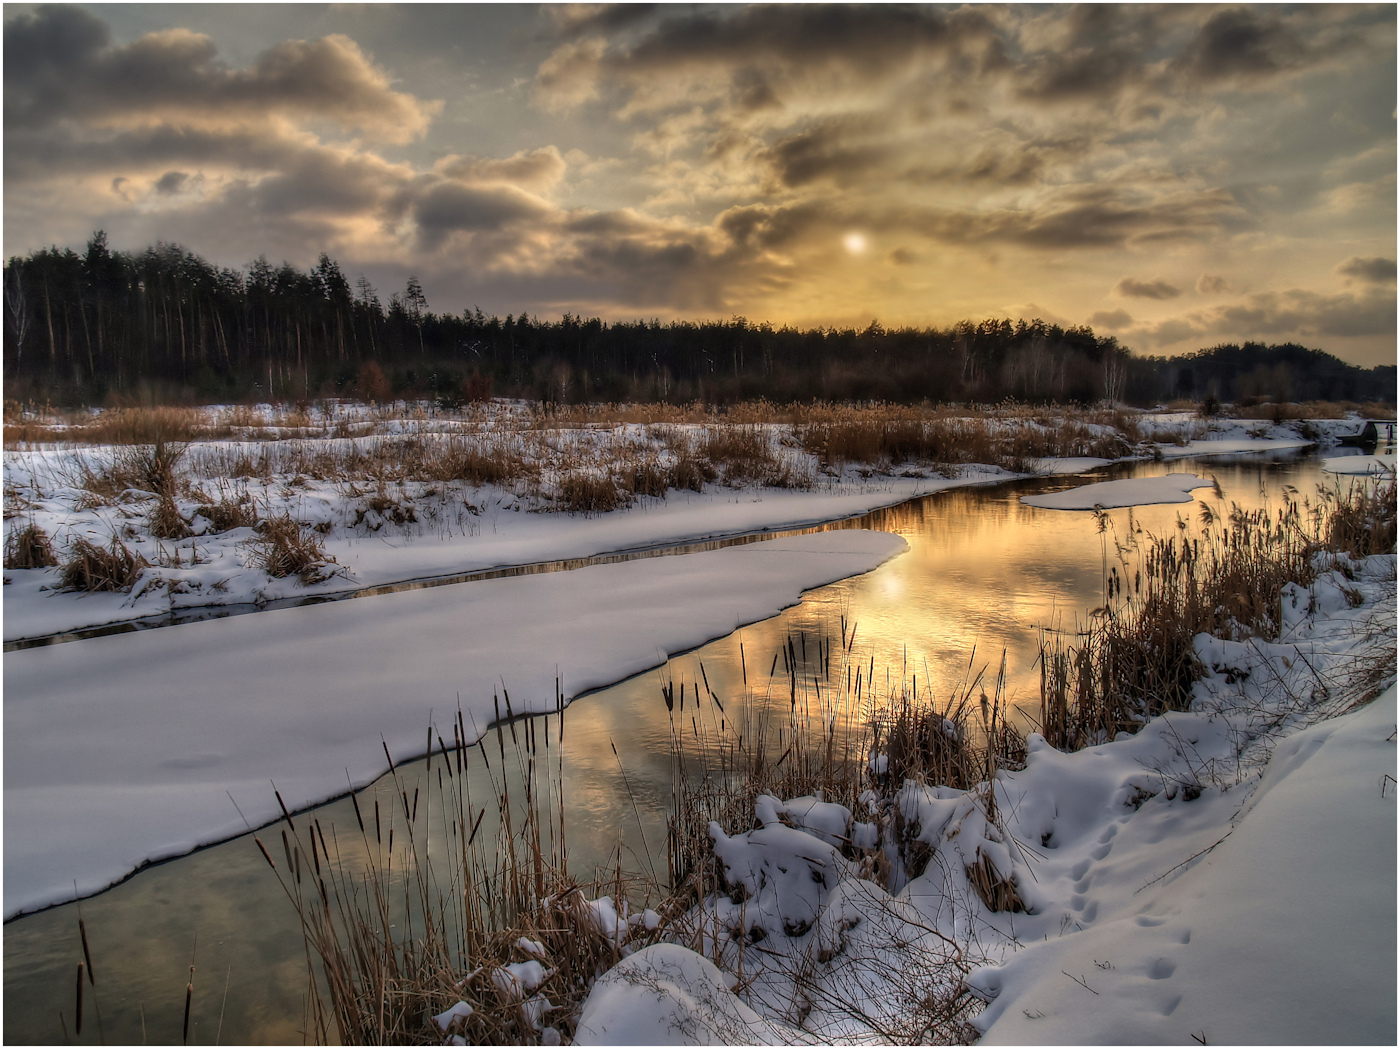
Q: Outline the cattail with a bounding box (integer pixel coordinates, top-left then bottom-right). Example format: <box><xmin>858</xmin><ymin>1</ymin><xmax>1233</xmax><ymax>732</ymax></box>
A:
<box><xmin>182</xmin><ymin>966</ymin><xmax>194</xmax><ymax>1044</ymax></box>
<box><xmin>79</xmin><ymin>919</ymin><xmax>95</xmax><ymax>985</ymax></box>
<box><xmin>76</xmin><ymin>962</ymin><xmax>84</xmax><ymax>1035</ymax></box>
<box><xmin>255</xmin><ymin>836</ymin><xmax>275</xmax><ymax>869</ymax></box>
<box><xmin>274</xmin><ymin>788</ymin><xmax>294</xmax><ymax>832</ymax></box>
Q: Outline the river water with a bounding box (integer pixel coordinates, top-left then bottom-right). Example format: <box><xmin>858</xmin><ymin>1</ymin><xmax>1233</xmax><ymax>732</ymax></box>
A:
<box><xmin>2</xmin><ymin>449</ymin><xmax>1359</xmax><ymax>1043</ymax></box>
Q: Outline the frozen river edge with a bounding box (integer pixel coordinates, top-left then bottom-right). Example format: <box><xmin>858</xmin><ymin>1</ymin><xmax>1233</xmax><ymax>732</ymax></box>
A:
<box><xmin>4</xmin><ymin>528</ymin><xmax>906</xmax><ymax>919</ymax></box>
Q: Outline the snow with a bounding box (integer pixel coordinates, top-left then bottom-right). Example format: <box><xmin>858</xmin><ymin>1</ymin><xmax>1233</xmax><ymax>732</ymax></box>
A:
<box><xmin>969</xmin><ymin>685</ymin><xmax>1397</xmax><ymax>1045</ymax></box>
<box><xmin>2</xmin><ymin>445</ymin><xmax>987</xmax><ymax>642</ymax></box>
<box><xmin>1021</xmin><ymin>472</ymin><xmax>1212</xmax><ymax>510</ymax></box>
<box><xmin>575</xmin><ymin>944</ymin><xmax>791</xmax><ymax>1045</ymax></box>
<box><xmin>574</xmin><ymin>552</ymin><xmax>1397</xmax><ymax>1045</ymax></box>
<box><xmin>1025</xmin><ymin>457</ymin><xmax>1113</xmax><ymax>475</ymax></box>
<box><xmin>1323</xmin><ymin>453</ymin><xmax>1396</xmax><ymax>476</ymax></box>
<box><xmin>2</xmin><ymin>529</ymin><xmax>906</xmax><ymax>918</ymax></box>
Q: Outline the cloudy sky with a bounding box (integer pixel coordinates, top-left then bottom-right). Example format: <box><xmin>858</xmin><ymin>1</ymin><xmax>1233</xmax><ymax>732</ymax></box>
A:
<box><xmin>4</xmin><ymin>3</ymin><xmax>1396</xmax><ymax>365</ymax></box>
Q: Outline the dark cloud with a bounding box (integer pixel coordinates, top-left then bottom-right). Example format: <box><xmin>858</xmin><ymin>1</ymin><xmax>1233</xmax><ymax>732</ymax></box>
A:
<box><xmin>1115</xmin><ymin>277</ymin><xmax>1182</xmax><ymax>300</ymax></box>
<box><xmin>1089</xmin><ymin>308</ymin><xmax>1134</xmax><ymax>330</ymax></box>
<box><xmin>1335</xmin><ymin>256</ymin><xmax>1397</xmax><ymax>285</ymax></box>
<box><xmin>153</xmin><ymin>171</ymin><xmax>190</xmax><ymax>196</ymax></box>
<box><xmin>1172</xmin><ymin>8</ymin><xmax>1309</xmax><ymax>85</ymax></box>
<box><xmin>413</xmin><ymin>182</ymin><xmax>552</xmax><ymax>247</ymax></box>
<box><xmin>545</xmin><ymin>4</ymin><xmax>659</xmax><ymax>40</ymax></box>
<box><xmin>760</xmin><ymin>120</ymin><xmax>890</xmax><ymax>189</ymax></box>
<box><xmin>1197</xmin><ymin>273</ymin><xmax>1229</xmax><ymax>295</ymax></box>
<box><xmin>3</xmin><ymin>5</ymin><xmax>437</xmax><ymax>140</ymax></box>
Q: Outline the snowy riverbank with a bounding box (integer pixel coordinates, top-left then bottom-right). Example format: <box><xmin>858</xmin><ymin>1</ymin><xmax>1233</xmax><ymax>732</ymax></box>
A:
<box><xmin>573</xmin><ymin>551</ymin><xmax>1397</xmax><ymax>1045</ymax></box>
<box><xmin>2</xmin><ymin>404</ymin><xmax>1344</xmax><ymax>643</ymax></box>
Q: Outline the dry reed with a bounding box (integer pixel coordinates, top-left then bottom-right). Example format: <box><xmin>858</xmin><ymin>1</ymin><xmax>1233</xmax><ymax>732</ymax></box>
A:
<box><xmin>4</xmin><ymin>522</ymin><xmax>58</xmax><ymax>569</ymax></box>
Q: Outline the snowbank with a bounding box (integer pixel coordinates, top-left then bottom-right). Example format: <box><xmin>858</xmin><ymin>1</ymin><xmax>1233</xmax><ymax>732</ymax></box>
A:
<box><xmin>2</xmin><ymin>529</ymin><xmax>906</xmax><ymax>918</ymax></box>
<box><xmin>573</xmin><ymin>553</ymin><xmax>1397</xmax><ymax>1045</ymax></box>
<box><xmin>970</xmin><ymin>685</ymin><xmax>1397</xmax><ymax>1045</ymax></box>
<box><xmin>1021</xmin><ymin>472</ymin><xmax>1212</xmax><ymax>510</ymax></box>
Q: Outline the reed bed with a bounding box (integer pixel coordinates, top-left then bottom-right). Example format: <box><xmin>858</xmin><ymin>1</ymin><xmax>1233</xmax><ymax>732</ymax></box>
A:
<box><xmin>1037</xmin><ymin>478</ymin><xmax>1397</xmax><ymax>749</ymax></box>
<box><xmin>263</xmin><ymin>625</ymin><xmax>1033</xmax><ymax>1044</ymax></box>
<box><xmin>259</xmin><ymin>688</ymin><xmax>665</xmax><ymax>1045</ymax></box>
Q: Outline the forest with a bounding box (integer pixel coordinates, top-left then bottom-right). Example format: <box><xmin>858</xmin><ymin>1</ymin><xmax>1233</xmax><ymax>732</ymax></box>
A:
<box><xmin>5</xmin><ymin>236</ymin><xmax>1394</xmax><ymax>407</ymax></box>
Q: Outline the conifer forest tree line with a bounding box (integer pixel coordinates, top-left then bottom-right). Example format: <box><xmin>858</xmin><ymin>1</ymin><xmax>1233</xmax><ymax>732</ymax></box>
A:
<box><xmin>4</xmin><ymin>235</ymin><xmax>1394</xmax><ymax>408</ymax></box>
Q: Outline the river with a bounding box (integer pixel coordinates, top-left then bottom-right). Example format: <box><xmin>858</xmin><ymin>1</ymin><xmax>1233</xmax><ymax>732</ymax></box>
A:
<box><xmin>2</xmin><ymin>449</ymin><xmax>1358</xmax><ymax>1043</ymax></box>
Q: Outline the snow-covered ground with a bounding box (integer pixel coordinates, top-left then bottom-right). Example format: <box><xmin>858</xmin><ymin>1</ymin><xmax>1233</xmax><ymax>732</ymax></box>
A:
<box><xmin>573</xmin><ymin>551</ymin><xmax>1397</xmax><ymax>1045</ymax></box>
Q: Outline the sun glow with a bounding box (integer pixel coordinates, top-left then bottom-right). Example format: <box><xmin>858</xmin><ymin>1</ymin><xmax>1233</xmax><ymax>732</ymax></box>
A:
<box><xmin>842</xmin><ymin>231</ymin><xmax>868</xmax><ymax>255</ymax></box>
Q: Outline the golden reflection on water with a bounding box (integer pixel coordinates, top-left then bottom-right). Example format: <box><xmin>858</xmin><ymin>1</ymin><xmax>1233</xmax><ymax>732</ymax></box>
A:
<box><xmin>4</xmin><ymin>452</ymin><xmax>1340</xmax><ymax>1044</ymax></box>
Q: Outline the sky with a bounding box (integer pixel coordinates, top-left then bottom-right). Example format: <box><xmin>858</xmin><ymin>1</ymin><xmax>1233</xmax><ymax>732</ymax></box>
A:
<box><xmin>3</xmin><ymin>3</ymin><xmax>1396</xmax><ymax>366</ymax></box>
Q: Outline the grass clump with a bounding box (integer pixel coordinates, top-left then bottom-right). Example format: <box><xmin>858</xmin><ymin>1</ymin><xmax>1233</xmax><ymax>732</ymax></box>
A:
<box><xmin>246</xmin><ymin>515</ymin><xmax>337</xmax><ymax>583</ymax></box>
<box><xmin>58</xmin><ymin>536</ymin><xmax>147</xmax><ymax>592</ymax></box>
<box><xmin>194</xmin><ymin>491</ymin><xmax>258</xmax><ymax>533</ymax></box>
<box><xmin>556</xmin><ymin>471</ymin><xmax>627</xmax><ymax>514</ymax></box>
<box><xmin>4</xmin><ymin>523</ymin><xmax>58</xmax><ymax>569</ymax></box>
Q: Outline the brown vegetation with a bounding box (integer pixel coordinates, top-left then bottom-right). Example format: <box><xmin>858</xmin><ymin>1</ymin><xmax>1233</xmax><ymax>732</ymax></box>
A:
<box><xmin>1038</xmin><ymin>478</ymin><xmax>1398</xmax><ymax>749</ymax></box>
<box><xmin>246</xmin><ymin>515</ymin><xmax>336</xmax><ymax>582</ymax></box>
<box><xmin>4</xmin><ymin>522</ymin><xmax>58</xmax><ymax>569</ymax></box>
<box><xmin>58</xmin><ymin>536</ymin><xmax>147</xmax><ymax>592</ymax></box>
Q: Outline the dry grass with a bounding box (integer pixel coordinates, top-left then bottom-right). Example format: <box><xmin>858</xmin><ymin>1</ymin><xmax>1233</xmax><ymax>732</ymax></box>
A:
<box><xmin>556</xmin><ymin>471</ymin><xmax>626</xmax><ymax>514</ymax></box>
<box><xmin>1233</xmin><ymin>400</ymin><xmax>1397</xmax><ymax>422</ymax></box>
<box><xmin>245</xmin><ymin>515</ymin><xmax>337</xmax><ymax>582</ymax></box>
<box><xmin>58</xmin><ymin>536</ymin><xmax>147</xmax><ymax>592</ymax></box>
<box><xmin>1037</xmin><ymin>478</ymin><xmax>1397</xmax><ymax>749</ymax></box>
<box><xmin>194</xmin><ymin>489</ymin><xmax>258</xmax><ymax>533</ymax></box>
<box><xmin>264</xmin><ymin>691</ymin><xmax>659</xmax><ymax>1045</ymax></box>
<box><xmin>4</xmin><ymin>522</ymin><xmax>58</xmax><ymax>569</ymax></box>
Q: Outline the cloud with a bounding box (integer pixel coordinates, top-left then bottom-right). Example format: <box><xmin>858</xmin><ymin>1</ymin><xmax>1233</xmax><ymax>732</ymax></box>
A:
<box><xmin>1115</xmin><ymin>277</ymin><xmax>1182</xmax><ymax>300</ymax></box>
<box><xmin>1170</xmin><ymin>8</ymin><xmax>1311</xmax><ymax>85</ymax></box>
<box><xmin>413</xmin><ymin>181</ymin><xmax>554</xmax><ymax>248</ymax></box>
<box><xmin>1135</xmin><ymin>285</ymin><xmax>1397</xmax><ymax>350</ymax></box>
<box><xmin>545</xmin><ymin>4</ymin><xmax>658</xmax><ymax>39</ymax></box>
<box><xmin>1197</xmin><ymin>273</ymin><xmax>1229</xmax><ymax>294</ymax></box>
<box><xmin>1335</xmin><ymin>256</ymin><xmax>1397</xmax><ymax>285</ymax></box>
<box><xmin>438</xmin><ymin>147</ymin><xmax>568</xmax><ymax>192</ymax></box>
<box><xmin>153</xmin><ymin>171</ymin><xmax>191</xmax><ymax>196</ymax></box>
<box><xmin>4</xmin><ymin>5</ymin><xmax>440</xmax><ymax>142</ymax></box>
<box><xmin>1089</xmin><ymin>309</ymin><xmax>1134</xmax><ymax>330</ymax></box>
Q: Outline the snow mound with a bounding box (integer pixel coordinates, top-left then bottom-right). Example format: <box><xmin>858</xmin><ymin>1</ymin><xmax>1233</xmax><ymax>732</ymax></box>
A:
<box><xmin>574</xmin><ymin>944</ymin><xmax>790</xmax><ymax>1045</ymax></box>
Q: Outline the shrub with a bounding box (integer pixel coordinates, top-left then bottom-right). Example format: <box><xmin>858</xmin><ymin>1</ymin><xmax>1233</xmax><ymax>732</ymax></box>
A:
<box><xmin>195</xmin><ymin>492</ymin><xmax>258</xmax><ymax>533</ymax></box>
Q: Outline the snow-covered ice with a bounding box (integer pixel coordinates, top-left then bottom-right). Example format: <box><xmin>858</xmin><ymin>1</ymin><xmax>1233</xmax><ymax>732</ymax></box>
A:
<box><xmin>3</xmin><ymin>529</ymin><xmax>906</xmax><ymax>917</ymax></box>
<box><xmin>1021</xmin><ymin>472</ymin><xmax>1213</xmax><ymax>510</ymax></box>
<box><xmin>1323</xmin><ymin>453</ymin><xmax>1396</xmax><ymax>476</ymax></box>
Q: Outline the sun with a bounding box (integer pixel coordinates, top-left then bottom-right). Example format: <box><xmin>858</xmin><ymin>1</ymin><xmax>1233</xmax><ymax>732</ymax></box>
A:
<box><xmin>842</xmin><ymin>231</ymin><xmax>868</xmax><ymax>255</ymax></box>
